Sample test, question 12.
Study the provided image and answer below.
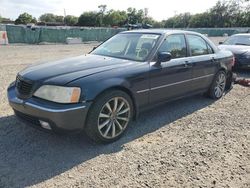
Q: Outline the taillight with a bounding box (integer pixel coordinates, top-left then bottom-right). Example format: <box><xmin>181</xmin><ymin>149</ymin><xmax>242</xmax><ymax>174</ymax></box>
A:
<box><xmin>231</xmin><ymin>56</ymin><xmax>235</xmax><ymax>66</ymax></box>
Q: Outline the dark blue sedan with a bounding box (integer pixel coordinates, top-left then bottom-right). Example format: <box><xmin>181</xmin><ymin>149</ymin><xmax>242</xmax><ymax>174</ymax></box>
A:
<box><xmin>8</xmin><ymin>30</ymin><xmax>234</xmax><ymax>143</ymax></box>
<box><xmin>219</xmin><ymin>34</ymin><xmax>250</xmax><ymax>69</ymax></box>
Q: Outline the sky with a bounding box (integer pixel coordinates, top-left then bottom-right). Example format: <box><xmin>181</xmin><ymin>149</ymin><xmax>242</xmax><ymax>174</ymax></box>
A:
<box><xmin>0</xmin><ymin>0</ymin><xmax>219</xmax><ymax>21</ymax></box>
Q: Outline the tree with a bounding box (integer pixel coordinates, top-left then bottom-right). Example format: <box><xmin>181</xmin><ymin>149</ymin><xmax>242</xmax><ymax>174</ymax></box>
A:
<box><xmin>189</xmin><ymin>12</ymin><xmax>212</xmax><ymax>27</ymax></box>
<box><xmin>64</xmin><ymin>15</ymin><xmax>78</xmax><ymax>26</ymax></box>
<box><xmin>31</xmin><ymin>0</ymin><xmax>248</xmax><ymax>28</ymax></box>
<box><xmin>15</xmin><ymin>12</ymin><xmax>36</xmax><ymax>25</ymax></box>
<box><xmin>39</xmin><ymin>13</ymin><xmax>55</xmax><ymax>22</ymax></box>
<box><xmin>98</xmin><ymin>4</ymin><xmax>107</xmax><ymax>26</ymax></box>
<box><xmin>144</xmin><ymin>16</ymin><xmax>155</xmax><ymax>25</ymax></box>
<box><xmin>0</xmin><ymin>16</ymin><xmax>12</xmax><ymax>23</ymax></box>
<box><xmin>78</xmin><ymin>11</ymin><xmax>98</xmax><ymax>26</ymax></box>
<box><xmin>239</xmin><ymin>11</ymin><xmax>250</xmax><ymax>26</ymax></box>
<box><xmin>163</xmin><ymin>13</ymin><xmax>191</xmax><ymax>28</ymax></box>
<box><xmin>162</xmin><ymin>0</ymin><xmax>249</xmax><ymax>28</ymax></box>
<box><xmin>55</xmin><ymin>16</ymin><xmax>64</xmax><ymax>23</ymax></box>
<box><xmin>39</xmin><ymin>13</ymin><xmax>63</xmax><ymax>23</ymax></box>
<box><xmin>152</xmin><ymin>21</ymin><xmax>164</xmax><ymax>28</ymax></box>
<box><xmin>142</xmin><ymin>8</ymin><xmax>155</xmax><ymax>25</ymax></box>
<box><xmin>103</xmin><ymin>10</ymin><xmax>128</xmax><ymax>26</ymax></box>
<box><xmin>210</xmin><ymin>1</ymin><xmax>231</xmax><ymax>27</ymax></box>
<box><xmin>127</xmin><ymin>7</ymin><xmax>144</xmax><ymax>24</ymax></box>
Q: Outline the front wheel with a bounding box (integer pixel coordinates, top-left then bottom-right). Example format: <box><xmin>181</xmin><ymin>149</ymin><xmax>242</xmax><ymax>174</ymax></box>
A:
<box><xmin>208</xmin><ymin>71</ymin><xmax>226</xmax><ymax>99</ymax></box>
<box><xmin>85</xmin><ymin>90</ymin><xmax>133</xmax><ymax>143</ymax></box>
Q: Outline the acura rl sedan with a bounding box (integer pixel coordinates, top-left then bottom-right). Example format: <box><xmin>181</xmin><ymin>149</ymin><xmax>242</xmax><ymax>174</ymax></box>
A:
<box><xmin>218</xmin><ymin>34</ymin><xmax>250</xmax><ymax>69</ymax></box>
<box><xmin>8</xmin><ymin>30</ymin><xmax>234</xmax><ymax>143</ymax></box>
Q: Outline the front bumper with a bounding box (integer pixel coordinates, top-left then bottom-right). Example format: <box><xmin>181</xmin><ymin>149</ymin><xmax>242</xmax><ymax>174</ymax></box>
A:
<box><xmin>235</xmin><ymin>57</ymin><xmax>250</xmax><ymax>69</ymax></box>
<box><xmin>8</xmin><ymin>85</ymin><xmax>92</xmax><ymax>133</ymax></box>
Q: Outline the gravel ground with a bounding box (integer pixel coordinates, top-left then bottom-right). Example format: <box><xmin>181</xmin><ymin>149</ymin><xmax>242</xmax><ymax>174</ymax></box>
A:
<box><xmin>0</xmin><ymin>38</ymin><xmax>249</xmax><ymax>188</ymax></box>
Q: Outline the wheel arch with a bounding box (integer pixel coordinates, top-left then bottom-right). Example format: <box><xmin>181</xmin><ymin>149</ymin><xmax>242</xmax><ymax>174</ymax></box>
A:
<box><xmin>89</xmin><ymin>85</ymin><xmax>138</xmax><ymax>120</ymax></box>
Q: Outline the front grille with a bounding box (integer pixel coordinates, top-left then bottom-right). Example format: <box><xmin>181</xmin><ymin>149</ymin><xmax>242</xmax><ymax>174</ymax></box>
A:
<box><xmin>14</xmin><ymin>110</ymin><xmax>40</xmax><ymax>126</ymax></box>
<box><xmin>16</xmin><ymin>75</ymin><xmax>33</xmax><ymax>96</ymax></box>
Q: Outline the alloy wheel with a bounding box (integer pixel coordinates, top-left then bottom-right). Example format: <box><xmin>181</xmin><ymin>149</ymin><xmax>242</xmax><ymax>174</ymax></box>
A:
<box><xmin>214</xmin><ymin>73</ymin><xmax>226</xmax><ymax>98</ymax></box>
<box><xmin>97</xmin><ymin>97</ymin><xmax>131</xmax><ymax>139</ymax></box>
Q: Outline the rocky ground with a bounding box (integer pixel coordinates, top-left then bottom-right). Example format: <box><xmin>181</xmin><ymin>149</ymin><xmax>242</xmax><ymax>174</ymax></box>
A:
<box><xmin>0</xmin><ymin>39</ymin><xmax>249</xmax><ymax>188</ymax></box>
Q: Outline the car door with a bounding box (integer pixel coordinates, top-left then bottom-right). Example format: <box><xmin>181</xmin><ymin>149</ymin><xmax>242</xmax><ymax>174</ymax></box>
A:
<box><xmin>149</xmin><ymin>34</ymin><xmax>194</xmax><ymax>105</ymax></box>
<box><xmin>185</xmin><ymin>34</ymin><xmax>217</xmax><ymax>92</ymax></box>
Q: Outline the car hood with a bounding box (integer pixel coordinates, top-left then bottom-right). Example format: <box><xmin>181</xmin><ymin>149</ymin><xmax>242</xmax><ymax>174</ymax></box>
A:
<box><xmin>218</xmin><ymin>45</ymin><xmax>250</xmax><ymax>54</ymax></box>
<box><xmin>19</xmin><ymin>54</ymin><xmax>134</xmax><ymax>85</ymax></box>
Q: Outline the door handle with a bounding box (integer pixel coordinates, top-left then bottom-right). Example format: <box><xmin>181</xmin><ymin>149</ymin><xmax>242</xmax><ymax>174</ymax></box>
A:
<box><xmin>211</xmin><ymin>57</ymin><xmax>216</xmax><ymax>62</ymax></box>
<box><xmin>184</xmin><ymin>61</ymin><xmax>192</xmax><ymax>68</ymax></box>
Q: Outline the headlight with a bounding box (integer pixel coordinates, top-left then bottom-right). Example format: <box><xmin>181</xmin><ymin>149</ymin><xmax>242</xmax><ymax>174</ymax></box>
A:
<box><xmin>34</xmin><ymin>85</ymin><xmax>81</xmax><ymax>104</ymax></box>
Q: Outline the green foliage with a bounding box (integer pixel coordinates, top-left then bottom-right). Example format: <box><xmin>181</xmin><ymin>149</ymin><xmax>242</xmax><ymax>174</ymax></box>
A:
<box><xmin>127</xmin><ymin>7</ymin><xmax>144</xmax><ymax>24</ymax></box>
<box><xmin>15</xmin><ymin>12</ymin><xmax>36</xmax><ymax>25</ymax></box>
<box><xmin>152</xmin><ymin>21</ymin><xmax>165</xmax><ymax>28</ymax></box>
<box><xmin>39</xmin><ymin>13</ymin><xmax>63</xmax><ymax>23</ymax></box>
<box><xmin>163</xmin><ymin>0</ymin><xmax>250</xmax><ymax>28</ymax></box>
<box><xmin>189</xmin><ymin>13</ymin><xmax>212</xmax><ymax>28</ymax></box>
<box><xmin>239</xmin><ymin>11</ymin><xmax>250</xmax><ymax>26</ymax></box>
<box><xmin>164</xmin><ymin>13</ymin><xmax>191</xmax><ymax>28</ymax></box>
<box><xmin>78</xmin><ymin>11</ymin><xmax>98</xmax><ymax>26</ymax></box>
<box><xmin>6</xmin><ymin>0</ymin><xmax>250</xmax><ymax>28</ymax></box>
<box><xmin>0</xmin><ymin>16</ymin><xmax>12</xmax><ymax>23</ymax></box>
<box><xmin>103</xmin><ymin>10</ymin><xmax>128</xmax><ymax>26</ymax></box>
<box><xmin>98</xmin><ymin>5</ymin><xmax>107</xmax><ymax>26</ymax></box>
<box><xmin>143</xmin><ymin>17</ymin><xmax>155</xmax><ymax>25</ymax></box>
<box><xmin>64</xmin><ymin>15</ymin><xmax>78</xmax><ymax>26</ymax></box>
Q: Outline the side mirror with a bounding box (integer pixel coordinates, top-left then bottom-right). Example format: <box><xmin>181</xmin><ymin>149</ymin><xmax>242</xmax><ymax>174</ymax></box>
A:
<box><xmin>219</xmin><ymin>41</ymin><xmax>223</xmax><ymax>45</ymax></box>
<box><xmin>157</xmin><ymin>52</ymin><xmax>172</xmax><ymax>64</ymax></box>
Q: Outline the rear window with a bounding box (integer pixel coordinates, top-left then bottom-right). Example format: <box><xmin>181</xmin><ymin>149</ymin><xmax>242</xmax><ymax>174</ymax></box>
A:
<box><xmin>224</xmin><ymin>35</ymin><xmax>250</xmax><ymax>46</ymax></box>
<box><xmin>187</xmin><ymin>35</ymin><xmax>212</xmax><ymax>56</ymax></box>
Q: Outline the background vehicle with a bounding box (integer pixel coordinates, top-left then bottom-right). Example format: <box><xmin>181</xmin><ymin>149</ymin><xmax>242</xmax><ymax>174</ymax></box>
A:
<box><xmin>8</xmin><ymin>30</ymin><xmax>234</xmax><ymax>143</ymax></box>
<box><xmin>218</xmin><ymin>34</ymin><xmax>250</xmax><ymax>69</ymax></box>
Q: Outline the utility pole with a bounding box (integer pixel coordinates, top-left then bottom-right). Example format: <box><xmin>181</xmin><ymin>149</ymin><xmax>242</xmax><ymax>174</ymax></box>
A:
<box><xmin>64</xmin><ymin>8</ymin><xmax>66</xmax><ymax>25</ymax></box>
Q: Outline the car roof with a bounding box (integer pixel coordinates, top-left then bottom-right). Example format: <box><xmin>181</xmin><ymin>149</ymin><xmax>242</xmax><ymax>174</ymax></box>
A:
<box><xmin>121</xmin><ymin>29</ymin><xmax>201</xmax><ymax>36</ymax></box>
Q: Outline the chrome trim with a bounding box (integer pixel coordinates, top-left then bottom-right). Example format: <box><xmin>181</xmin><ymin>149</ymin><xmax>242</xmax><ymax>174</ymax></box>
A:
<box><xmin>151</xmin><ymin>74</ymin><xmax>214</xmax><ymax>91</ymax></box>
<box><xmin>25</xmin><ymin>102</ymin><xmax>86</xmax><ymax>113</ymax></box>
<box><xmin>136</xmin><ymin>89</ymin><xmax>150</xmax><ymax>94</ymax></box>
<box><xmin>136</xmin><ymin>74</ymin><xmax>214</xmax><ymax>93</ymax></box>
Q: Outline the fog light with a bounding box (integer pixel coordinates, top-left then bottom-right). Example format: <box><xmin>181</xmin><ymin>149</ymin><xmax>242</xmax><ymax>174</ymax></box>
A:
<box><xmin>39</xmin><ymin>120</ymin><xmax>52</xmax><ymax>130</ymax></box>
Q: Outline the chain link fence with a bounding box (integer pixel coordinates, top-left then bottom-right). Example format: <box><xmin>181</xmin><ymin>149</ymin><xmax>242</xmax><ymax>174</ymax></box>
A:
<box><xmin>5</xmin><ymin>25</ymin><xmax>125</xmax><ymax>44</ymax></box>
<box><xmin>3</xmin><ymin>25</ymin><xmax>250</xmax><ymax>44</ymax></box>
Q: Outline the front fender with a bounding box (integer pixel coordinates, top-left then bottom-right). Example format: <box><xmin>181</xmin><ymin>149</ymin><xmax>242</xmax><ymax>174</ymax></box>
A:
<box><xmin>71</xmin><ymin>77</ymin><xmax>133</xmax><ymax>102</ymax></box>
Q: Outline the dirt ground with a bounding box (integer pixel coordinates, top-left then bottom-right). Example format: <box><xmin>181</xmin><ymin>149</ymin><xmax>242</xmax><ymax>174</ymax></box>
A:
<box><xmin>0</xmin><ymin>38</ymin><xmax>249</xmax><ymax>188</ymax></box>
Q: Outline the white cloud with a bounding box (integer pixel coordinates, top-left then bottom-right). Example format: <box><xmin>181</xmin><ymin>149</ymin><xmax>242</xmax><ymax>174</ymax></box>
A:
<box><xmin>0</xmin><ymin>0</ymin><xmax>218</xmax><ymax>21</ymax></box>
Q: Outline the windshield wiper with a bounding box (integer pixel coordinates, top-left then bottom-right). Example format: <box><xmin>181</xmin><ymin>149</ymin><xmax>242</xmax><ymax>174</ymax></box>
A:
<box><xmin>235</xmin><ymin>43</ymin><xmax>250</xmax><ymax>46</ymax></box>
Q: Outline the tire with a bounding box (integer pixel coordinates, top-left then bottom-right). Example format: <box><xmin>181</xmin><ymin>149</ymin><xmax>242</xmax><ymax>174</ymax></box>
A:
<box><xmin>84</xmin><ymin>90</ymin><xmax>133</xmax><ymax>143</ymax></box>
<box><xmin>208</xmin><ymin>70</ymin><xmax>226</xmax><ymax>99</ymax></box>
<box><xmin>225</xmin><ymin>71</ymin><xmax>233</xmax><ymax>90</ymax></box>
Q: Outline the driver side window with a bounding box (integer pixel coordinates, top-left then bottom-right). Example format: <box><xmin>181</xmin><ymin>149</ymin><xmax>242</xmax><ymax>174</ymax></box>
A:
<box><xmin>158</xmin><ymin>34</ymin><xmax>187</xmax><ymax>59</ymax></box>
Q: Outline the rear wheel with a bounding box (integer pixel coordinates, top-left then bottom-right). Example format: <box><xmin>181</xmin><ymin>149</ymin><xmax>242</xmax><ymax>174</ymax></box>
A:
<box><xmin>85</xmin><ymin>90</ymin><xmax>133</xmax><ymax>143</ymax></box>
<box><xmin>208</xmin><ymin>71</ymin><xmax>226</xmax><ymax>99</ymax></box>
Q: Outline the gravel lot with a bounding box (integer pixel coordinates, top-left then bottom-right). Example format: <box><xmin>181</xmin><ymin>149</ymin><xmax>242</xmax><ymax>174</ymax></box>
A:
<box><xmin>0</xmin><ymin>38</ymin><xmax>249</xmax><ymax>188</ymax></box>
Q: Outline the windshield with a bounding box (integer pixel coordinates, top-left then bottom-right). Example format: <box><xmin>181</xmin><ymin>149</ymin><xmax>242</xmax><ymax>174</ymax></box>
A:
<box><xmin>223</xmin><ymin>35</ymin><xmax>250</xmax><ymax>46</ymax></box>
<box><xmin>91</xmin><ymin>33</ymin><xmax>160</xmax><ymax>61</ymax></box>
